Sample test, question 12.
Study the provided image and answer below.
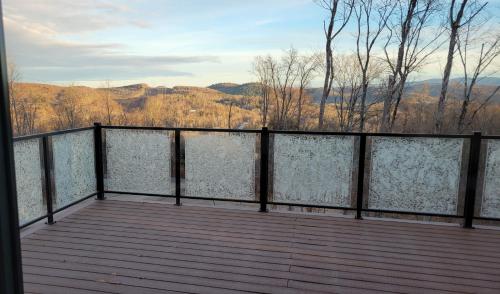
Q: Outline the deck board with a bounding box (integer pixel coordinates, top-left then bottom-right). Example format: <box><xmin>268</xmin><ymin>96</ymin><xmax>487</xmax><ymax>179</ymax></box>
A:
<box><xmin>22</xmin><ymin>199</ymin><xmax>500</xmax><ymax>294</ymax></box>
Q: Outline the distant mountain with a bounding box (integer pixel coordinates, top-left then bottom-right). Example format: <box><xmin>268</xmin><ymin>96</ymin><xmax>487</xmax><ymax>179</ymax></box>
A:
<box><xmin>307</xmin><ymin>77</ymin><xmax>500</xmax><ymax>104</ymax></box>
<box><xmin>208</xmin><ymin>83</ymin><xmax>261</xmax><ymax>96</ymax></box>
<box><xmin>409</xmin><ymin>77</ymin><xmax>500</xmax><ymax>86</ymax></box>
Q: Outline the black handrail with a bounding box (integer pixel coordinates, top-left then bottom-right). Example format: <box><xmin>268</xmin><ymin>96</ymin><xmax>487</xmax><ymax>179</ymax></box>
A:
<box><xmin>13</xmin><ymin>126</ymin><xmax>95</xmax><ymax>142</ymax></box>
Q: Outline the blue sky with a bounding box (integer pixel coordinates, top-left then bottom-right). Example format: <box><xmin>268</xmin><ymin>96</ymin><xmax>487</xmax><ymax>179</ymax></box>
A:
<box><xmin>2</xmin><ymin>0</ymin><xmax>500</xmax><ymax>87</ymax></box>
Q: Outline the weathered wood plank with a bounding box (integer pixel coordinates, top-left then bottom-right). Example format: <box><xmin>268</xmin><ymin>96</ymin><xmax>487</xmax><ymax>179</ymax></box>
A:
<box><xmin>22</xmin><ymin>199</ymin><xmax>500</xmax><ymax>294</ymax></box>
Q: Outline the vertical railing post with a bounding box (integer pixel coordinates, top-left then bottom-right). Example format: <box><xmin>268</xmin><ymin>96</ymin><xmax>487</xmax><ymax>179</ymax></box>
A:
<box><xmin>463</xmin><ymin>131</ymin><xmax>482</xmax><ymax>228</ymax></box>
<box><xmin>42</xmin><ymin>136</ymin><xmax>55</xmax><ymax>224</ymax></box>
<box><xmin>259</xmin><ymin>127</ymin><xmax>269</xmax><ymax>212</ymax></box>
<box><xmin>175</xmin><ymin>129</ymin><xmax>181</xmax><ymax>206</ymax></box>
<box><xmin>356</xmin><ymin>134</ymin><xmax>367</xmax><ymax>220</ymax></box>
<box><xmin>94</xmin><ymin>122</ymin><xmax>105</xmax><ymax>200</ymax></box>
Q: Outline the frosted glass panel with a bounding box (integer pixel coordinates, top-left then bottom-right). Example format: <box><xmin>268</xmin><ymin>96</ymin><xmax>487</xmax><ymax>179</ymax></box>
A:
<box><xmin>481</xmin><ymin>140</ymin><xmax>500</xmax><ymax>218</ymax></box>
<box><xmin>14</xmin><ymin>139</ymin><xmax>45</xmax><ymax>225</ymax></box>
<box><xmin>52</xmin><ymin>130</ymin><xmax>96</xmax><ymax>208</ymax></box>
<box><xmin>368</xmin><ymin>137</ymin><xmax>463</xmax><ymax>215</ymax></box>
<box><xmin>273</xmin><ymin>135</ymin><xmax>354</xmax><ymax>206</ymax></box>
<box><xmin>185</xmin><ymin>133</ymin><xmax>256</xmax><ymax>200</ymax></box>
<box><xmin>105</xmin><ymin>129</ymin><xmax>172</xmax><ymax>195</ymax></box>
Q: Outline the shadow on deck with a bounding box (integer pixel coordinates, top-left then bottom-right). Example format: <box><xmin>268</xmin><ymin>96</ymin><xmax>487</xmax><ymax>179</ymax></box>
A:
<box><xmin>21</xmin><ymin>199</ymin><xmax>500</xmax><ymax>294</ymax></box>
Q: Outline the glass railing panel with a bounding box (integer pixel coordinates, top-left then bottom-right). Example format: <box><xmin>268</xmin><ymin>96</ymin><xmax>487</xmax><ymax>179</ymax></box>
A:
<box><xmin>481</xmin><ymin>139</ymin><xmax>500</xmax><ymax>218</ymax></box>
<box><xmin>272</xmin><ymin>134</ymin><xmax>355</xmax><ymax>206</ymax></box>
<box><xmin>104</xmin><ymin>129</ymin><xmax>173</xmax><ymax>195</ymax></box>
<box><xmin>184</xmin><ymin>132</ymin><xmax>257</xmax><ymax>200</ymax></box>
<box><xmin>368</xmin><ymin>137</ymin><xmax>464</xmax><ymax>215</ymax></box>
<box><xmin>52</xmin><ymin>130</ymin><xmax>96</xmax><ymax>209</ymax></box>
<box><xmin>14</xmin><ymin>138</ymin><xmax>45</xmax><ymax>225</ymax></box>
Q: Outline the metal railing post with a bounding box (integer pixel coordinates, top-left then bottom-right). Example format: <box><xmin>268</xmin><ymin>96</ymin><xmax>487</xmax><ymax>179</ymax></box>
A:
<box><xmin>175</xmin><ymin>129</ymin><xmax>181</xmax><ymax>206</ymax></box>
<box><xmin>463</xmin><ymin>131</ymin><xmax>482</xmax><ymax>228</ymax></box>
<box><xmin>259</xmin><ymin>127</ymin><xmax>269</xmax><ymax>212</ymax></box>
<box><xmin>94</xmin><ymin>122</ymin><xmax>105</xmax><ymax>200</ymax></box>
<box><xmin>42</xmin><ymin>136</ymin><xmax>55</xmax><ymax>224</ymax></box>
<box><xmin>356</xmin><ymin>134</ymin><xmax>367</xmax><ymax>220</ymax></box>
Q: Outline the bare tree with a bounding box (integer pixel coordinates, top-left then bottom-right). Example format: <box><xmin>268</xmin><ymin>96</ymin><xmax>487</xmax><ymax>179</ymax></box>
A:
<box><xmin>228</xmin><ymin>101</ymin><xmax>234</xmax><ymax>128</ymax></box>
<box><xmin>254</xmin><ymin>49</ymin><xmax>321</xmax><ymax>130</ymax></box>
<box><xmin>380</xmin><ymin>0</ymin><xmax>443</xmax><ymax>132</ymax></box>
<box><xmin>295</xmin><ymin>53</ymin><xmax>321</xmax><ymax>129</ymax></box>
<box><xmin>316</xmin><ymin>0</ymin><xmax>355</xmax><ymax>129</ymax></box>
<box><xmin>272</xmin><ymin>48</ymin><xmax>299</xmax><ymax>129</ymax></box>
<box><xmin>54</xmin><ymin>86</ymin><xmax>85</xmax><ymax>129</ymax></box>
<box><xmin>456</xmin><ymin>23</ymin><xmax>500</xmax><ymax>132</ymax></box>
<box><xmin>103</xmin><ymin>80</ymin><xmax>114</xmax><ymax>125</ymax></box>
<box><xmin>332</xmin><ymin>54</ymin><xmax>363</xmax><ymax>131</ymax></box>
<box><xmin>355</xmin><ymin>0</ymin><xmax>394</xmax><ymax>131</ymax></box>
<box><xmin>435</xmin><ymin>0</ymin><xmax>487</xmax><ymax>132</ymax></box>
<box><xmin>253</xmin><ymin>55</ymin><xmax>275</xmax><ymax>127</ymax></box>
<box><xmin>8</xmin><ymin>63</ymin><xmax>22</xmax><ymax>135</ymax></box>
<box><xmin>8</xmin><ymin>63</ymin><xmax>42</xmax><ymax>136</ymax></box>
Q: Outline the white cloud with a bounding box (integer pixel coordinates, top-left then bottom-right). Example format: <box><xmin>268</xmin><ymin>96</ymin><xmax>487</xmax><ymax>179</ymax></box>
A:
<box><xmin>3</xmin><ymin>0</ymin><xmax>148</xmax><ymax>34</ymax></box>
<box><xmin>3</xmin><ymin>15</ymin><xmax>219</xmax><ymax>82</ymax></box>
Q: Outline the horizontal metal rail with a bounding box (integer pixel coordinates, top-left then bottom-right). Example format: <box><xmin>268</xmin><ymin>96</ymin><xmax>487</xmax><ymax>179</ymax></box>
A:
<box><xmin>13</xmin><ymin>126</ymin><xmax>95</xmax><ymax>142</ymax></box>
<box><xmin>362</xmin><ymin>208</ymin><xmax>464</xmax><ymax>219</ymax></box>
<box><xmin>19</xmin><ymin>214</ymin><xmax>48</xmax><ymax>229</ymax></box>
<box><xmin>104</xmin><ymin>190</ymin><xmax>176</xmax><ymax>198</ymax></box>
<box><xmin>101</xmin><ymin>125</ymin><xmax>261</xmax><ymax>133</ymax></box>
<box><xmin>19</xmin><ymin>192</ymin><xmax>98</xmax><ymax>229</ymax></box>
<box><xmin>180</xmin><ymin>195</ymin><xmax>259</xmax><ymax>204</ymax></box>
<box><xmin>269</xmin><ymin>129</ymin><xmax>472</xmax><ymax>138</ymax></box>
<box><xmin>14</xmin><ymin>125</ymin><xmax>486</xmax><ymax>142</ymax></box>
<box><xmin>268</xmin><ymin>201</ymin><xmax>355</xmax><ymax>210</ymax></box>
<box><xmin>52</xmin><ymin>192</ymin><xmax>98</xmax><ymax>214</ymax></box>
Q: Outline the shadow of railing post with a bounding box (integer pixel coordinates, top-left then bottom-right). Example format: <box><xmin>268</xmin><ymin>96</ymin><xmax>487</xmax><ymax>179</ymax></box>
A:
<box><xmin>94</xmin><ymin>122</ymin><xmax>105</xmax><ymax>200</ymax></box>
<box><xmin>463</xmin><ymin>131</ymin><xmax>482</xmax><ymax>228</ymax></box>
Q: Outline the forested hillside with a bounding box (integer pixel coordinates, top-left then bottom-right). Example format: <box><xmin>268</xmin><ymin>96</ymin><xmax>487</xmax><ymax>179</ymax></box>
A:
<box><xmin>9</xmin><ymin>80</ymin><xmax>500</xmax><ymax>137</ymax></box>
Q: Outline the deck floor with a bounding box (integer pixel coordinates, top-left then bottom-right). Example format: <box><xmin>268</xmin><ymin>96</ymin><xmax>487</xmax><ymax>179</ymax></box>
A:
<box><xmin>21</xmin><ymin>199</ymin><xmax>500</xmax><ymax>294</ymax></box>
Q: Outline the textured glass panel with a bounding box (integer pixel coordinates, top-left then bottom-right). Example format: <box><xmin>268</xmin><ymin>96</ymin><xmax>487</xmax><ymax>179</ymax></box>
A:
<box><xmin>105</xmin><ymin>129</ymin><xmax>172</xmax><ymax>194</ymax></box>
<box><xmin>14</xmin><ymin>139</ymin><xmax>45</xmax><ymax>225</ymax></box>
<box><xmin>368</xmin><ymin>137</ymin><xmax>463</xmax><ymax>214</ymax></box>
<box><xmin>52</xmin><ymin>130</ymin><xmax>96</xmax><ymax>208</ymax></box>
<box><xmin>481</xmin><ymin>140</ymin><xmax>500</xmax><ymax>218</ymax></box>
<box><xmin>273</xmin><ymin>134</ymin><xmax>354</xmax><ymax>206</ymax></box>
<box><xmin>185</xmin><ymin>133</ymin><xmax>256</xmax><ymax>200</ymax></box>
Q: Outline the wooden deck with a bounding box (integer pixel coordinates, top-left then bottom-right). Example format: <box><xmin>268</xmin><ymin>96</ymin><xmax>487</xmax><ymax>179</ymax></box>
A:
<box><xmin>21</xmin><ymin>199</ymin><xmax>500</xmax><ymax>294</ymax></box>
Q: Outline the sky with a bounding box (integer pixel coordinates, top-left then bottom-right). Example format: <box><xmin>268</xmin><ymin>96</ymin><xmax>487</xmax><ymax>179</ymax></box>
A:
<box><xmin>2</xmin><ymin>0</ymin><xmax>500</xmax><ymax>88</ymax></box>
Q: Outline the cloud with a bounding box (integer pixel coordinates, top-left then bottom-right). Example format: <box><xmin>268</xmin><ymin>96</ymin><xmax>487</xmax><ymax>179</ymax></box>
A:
<box><xmin>2</xmin><ymin>0</ymin><xmax>149</xmax><ymax>34</ymax></box>
<box><xmin>3</xmin><ymin>15</ymin><xmax>219</xmax><ymax>82</ymax></box>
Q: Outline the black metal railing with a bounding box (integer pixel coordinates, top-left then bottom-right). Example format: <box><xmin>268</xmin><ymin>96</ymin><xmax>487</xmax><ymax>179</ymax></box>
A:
<box><xmin>14</xmin><ymin>123</ymin><xmax>500</xmax><ymax>230</ymax></box>
<box><xmin>15</xmin><ymin>127</ymin><xmax>99</xmax><ymax>229</ymax></box>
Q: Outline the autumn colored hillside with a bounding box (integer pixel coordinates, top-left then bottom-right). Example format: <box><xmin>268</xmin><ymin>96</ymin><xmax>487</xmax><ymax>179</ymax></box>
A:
<box><xmin>9</xmin><ymin>81</ymin><xmax>500</xmax><ymax>137</ymax></box>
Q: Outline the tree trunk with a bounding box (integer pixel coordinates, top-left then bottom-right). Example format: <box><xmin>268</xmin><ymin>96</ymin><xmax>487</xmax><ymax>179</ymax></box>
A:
<box><xmin>436</xmin><ymin>0</ymin><xmax>469</xmax><ymax>133</ymax></box>
<box><xmin>359</xmin><ymin>79</ymin><xmax>368</xmax><ymax>132</ymax></box>
<box><xmin>435</xmin><ymin>33</ymin><xmax>457</xmax><ymax>132</ymax></box>
<box><xmin>389</xmin><ymin>75</ymin><xmax>407</xmax><ymax>129</ymax></box>
<box><xmin>457</xmin><ymin>99</ymin><xmax>468</xmax><ymax>133</ymax></box>
<box><xmin>319</xmin><ymin>43</ymin><xmax>332</xmax><ymax>130</ymax></box>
